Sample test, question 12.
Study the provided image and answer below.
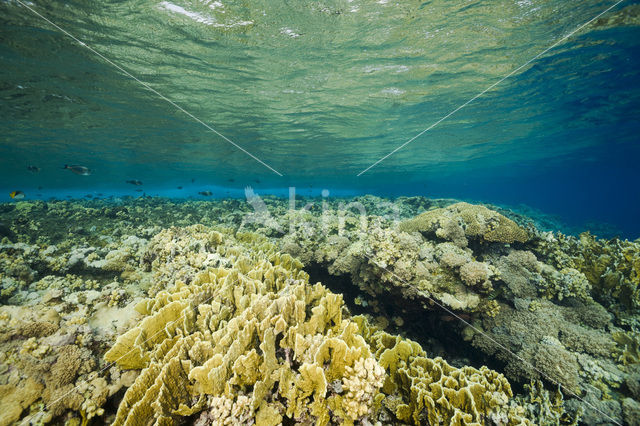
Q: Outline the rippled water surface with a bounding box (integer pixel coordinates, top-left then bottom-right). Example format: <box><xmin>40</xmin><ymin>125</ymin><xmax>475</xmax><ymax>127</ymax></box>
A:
<box><xmin>1</xmin><ymin>0</ymin><xmax>639</xmax><ymax>235</ymax></box>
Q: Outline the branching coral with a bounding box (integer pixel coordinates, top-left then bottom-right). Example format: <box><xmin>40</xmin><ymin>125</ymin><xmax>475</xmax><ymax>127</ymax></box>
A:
<box><xmin>613</xmin><ymin>330</ymin><xmax>640</xmax><ymax>365</ymax></box>
<box><xmin>513</xmin><ymin>380</ymin><xmax>580</xmax><ymax>425</ymax></box>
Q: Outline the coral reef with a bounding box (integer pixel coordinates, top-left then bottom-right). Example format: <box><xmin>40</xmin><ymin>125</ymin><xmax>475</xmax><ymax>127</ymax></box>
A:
<box><xmin>1</xmin><ymin>196</ymin><xmax>638</xmax><ymax>425</ymax></box>
<box><xmin>104</xmin><ymin>227</ymin><xmax>526</xmax><ymax>425</ymax></box>
<box><xmin>275</xmin><ymin>200</ymin><xmax>638</xmax><ymax>425</ymax></box>
<box><xmin>536</xmin><ymin>231</ymin><xmax>640</xmax><ymax>314</ymax></box>
<box><xmin>358</xmin><ymin>318</ymin><xmax>525</xmax><ymax>425</ymax></box>
<box><xmin>398</xmin><ymin>202</ymin><xmax>530</xmax><ymax>246</ymax></box>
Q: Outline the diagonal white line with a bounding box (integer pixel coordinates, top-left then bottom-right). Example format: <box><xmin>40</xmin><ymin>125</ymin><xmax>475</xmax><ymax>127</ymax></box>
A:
<box><xmin>357</xmin><ymin>0</ymin><xmax>626</xmax><ymax>176</ymax></box>
<box><xmin>15</xmin><ymin>0</ymin><xmax>283</xmax><ymax>177</ymax></box>
<box><xmin>360</xmin><ymin>247</ymin><xmax>622</xmax><ymax>425</ymax></box>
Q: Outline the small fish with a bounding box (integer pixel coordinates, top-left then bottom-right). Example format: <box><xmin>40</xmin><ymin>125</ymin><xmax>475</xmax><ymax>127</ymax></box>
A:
<box><xmin>27</xmin><ymin>165</ymin><xmax>40</xmax><ymax>173</ymax></box>
<box><xmin>126</xmin><ymin>180</ymin><xmax>143</xmax><ymax>186</ymax></box>
<box><xmin>254</xmin><ymin>179</ymin><xmax>260</xmax><ymax>184</ymax></box>
<box><xmin>177</xmin><ymin>186</ymin><xmax>183</xmax><ymax>190</ymax></box>
<box><xmin>63</xmin><ymin>164</ymin><xmax>91</xmax><ymax>175</ymax></box>
<box><xmin>9</xmin><ymin>191</ymin><xmax>25</xmax><ymax>200</ymax></box>
<box><xmin>191</xmin><ymin>178</ymin><xmax>195</xmax><ymax>183</ymax></box>
<box><xmin>37</xmin><ymin>186</ymin><xmax>43</xmax><ymax>190</ymax></box>
<box><xmin>228</xmin><ymin>178</ymin><xmax>235</xmax><ymax>183</ymax></box>
<box><xmin>134</xmin><ymin>189</ymin><xmax>143</xmax><ymax>192</ymax></box>
<box><xmin>198</xmin><ymin>191</ymin><xmax>212</xmax><ymax>196</ymax></box>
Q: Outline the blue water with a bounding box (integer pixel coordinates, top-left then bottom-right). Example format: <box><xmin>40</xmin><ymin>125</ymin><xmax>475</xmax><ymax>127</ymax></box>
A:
<box><xmin>1</xmin><ymin>0</ymin><xmax>639</xmax><ymax>237</ymax></box>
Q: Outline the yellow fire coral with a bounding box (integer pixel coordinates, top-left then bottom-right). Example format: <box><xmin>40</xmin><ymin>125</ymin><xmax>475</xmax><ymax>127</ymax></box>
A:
<box><xmin>104</xmin><ymin>228</ymin><xmax>526</xmax><ymax>425</ymax></box>
<box><xmin>362</xmin><ymin>324</ymin><xmax>524</xmax><ymax>425</ymax></box>
<box><xmin>105</xmin><ymin>231</ymin><xmax>386</xmax><ymax>425</ymax></box>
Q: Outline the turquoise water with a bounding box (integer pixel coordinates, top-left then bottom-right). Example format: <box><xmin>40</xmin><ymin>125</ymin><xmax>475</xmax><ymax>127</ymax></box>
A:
<box><xmin>3</xmin><ymin>3</ymin><xmax>640</xmax><ymax>425</ymax></box>
<box><xmin>1</xmin><ymin>0</ymin><xmax>639</xmax><ymax>234</ymax></box>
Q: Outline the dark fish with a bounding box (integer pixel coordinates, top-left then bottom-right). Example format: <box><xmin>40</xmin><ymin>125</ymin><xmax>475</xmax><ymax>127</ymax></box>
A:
<box><xmin>9</xmin><ymin>191</ymin><xmax>25</xmax><ymax>200</ymax></box>
<box><xmin>37</xmin><ymin>186</ymin><xmax>43</xmax><ymax>190</ymax></box>
<box><xmin>254</xmin><ymin>179</ymin><xmax>260</xmax><ymax>183</ymax></box>
<box><xmin>126</xmin><ymin>180</ymin><xmax>143</xmax><ymax>186</ymax></box>
<box><xmin>177</xmin><ymin>186</ymin><xmax>183</xmax><ymax>190</ymax></box>
<box><xmin>191</xmin><ymin>178</ymin><xmax>195</xmax><ymax>183</ymax></box>
<box><xmin>27</xmin><ymin>165</ymin><xmax>40</xmax><ymax>173</ymax></box>
<box><xmin>135</xmin><ymin>189</ymin><xmax>143</xmax><ymax>192</ymax></box>
<box><xmin>228</xmin><ymin>178</ymin><xmax>235</xmax><ymax>182</ymax></box>
<box><xmin>63</xmin><ymin>164</ymin><xmax>91</xmax><ymax>176</ymax></box>
<box><xmin>198</xmin><ymin>191</ymin><xmax>212</xmax><ymax>196</ymax></box>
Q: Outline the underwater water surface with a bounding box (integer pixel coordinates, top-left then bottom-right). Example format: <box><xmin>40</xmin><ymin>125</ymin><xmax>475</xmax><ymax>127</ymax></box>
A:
<box><xmin>1</xmin><ymin>0</ymin><xmax>639</xmax><ymax>236</ymax></box>
<box><xmin>2</xmin><ymin>1</ymin><xmax>640</xmax><ymax>425</ymax></box>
